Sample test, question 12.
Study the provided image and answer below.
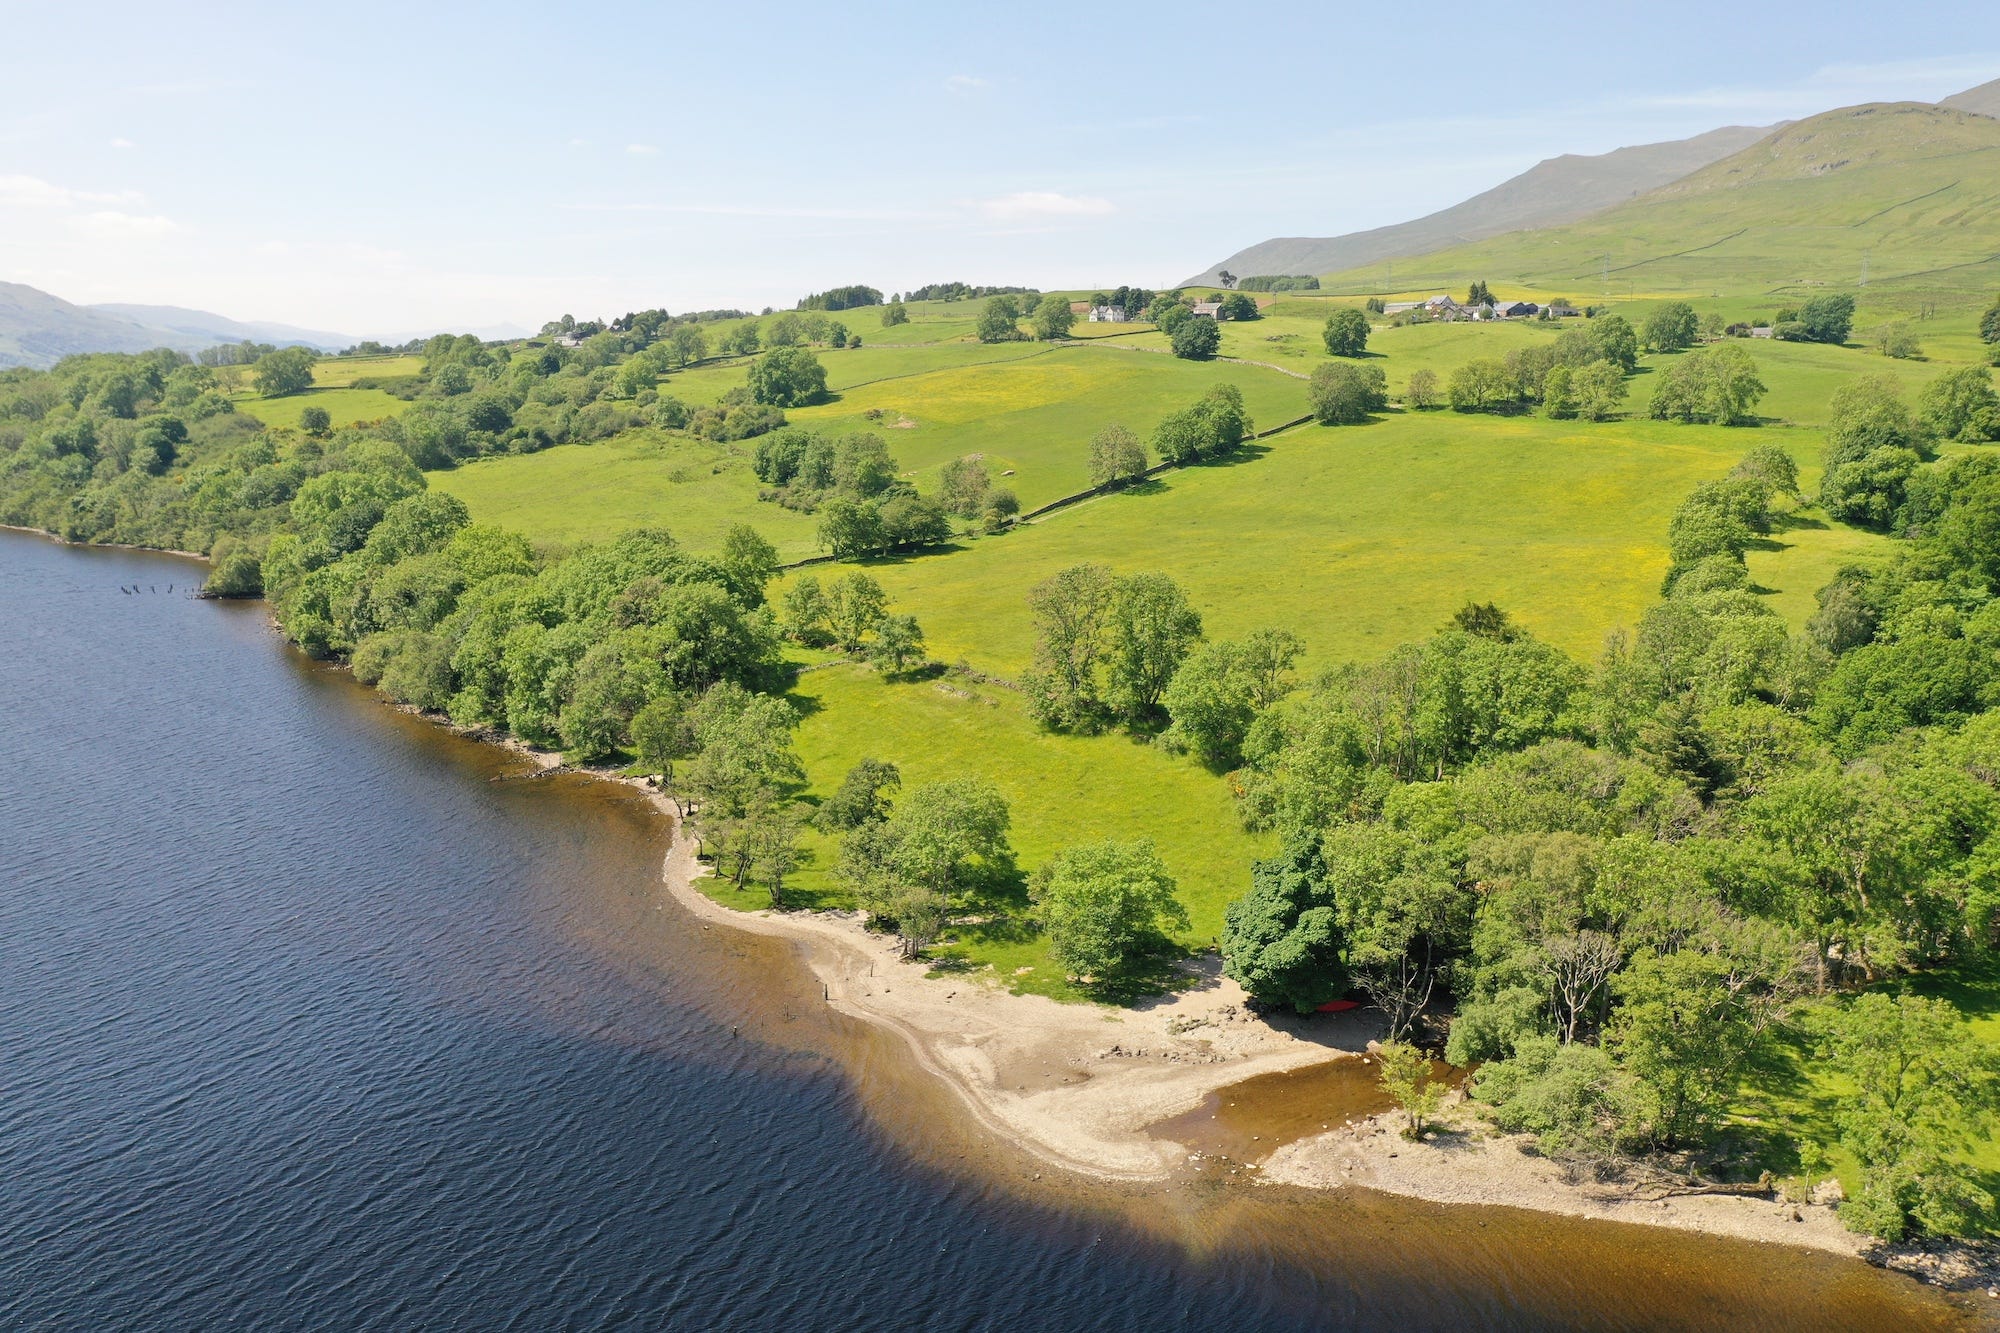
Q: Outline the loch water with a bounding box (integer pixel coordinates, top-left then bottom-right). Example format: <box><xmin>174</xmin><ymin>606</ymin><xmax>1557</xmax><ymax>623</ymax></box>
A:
<box><xmin>0</xmin><ymin>531</ymin><xmax>1971</xmax><ymax>1331</ymax></box>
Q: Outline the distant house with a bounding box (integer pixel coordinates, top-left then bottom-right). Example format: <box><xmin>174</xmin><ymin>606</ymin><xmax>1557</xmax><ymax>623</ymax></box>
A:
<box><xmin>1088</xmin><ymin>305</ymin><xmax>1128</xmax><ymax>323</ymax></box>
<box><xmin>1382</xmin><ymin>300</ymin><xmax>1423</xmax><ymax>315</ymax></box>
<box><xmin>555</xmin><ymin>335</ymin><xmax>583</xmax><ymax>348</ymax></box>
<box><xmin>1748</xmin><ymin>325</ymin><xmax>1775</xmax><ymax>339</ymax></box>
<box><xmin>1542</xmin><ymin>301</ymin><xmax>1581</xmax><ymax>319</ymax></box>
<box><xmin>1501</xmin><ymin>301</ymin><xmax>1540</xmax><ymax>318</ymax></box>
<box><xmin>1191</xmin><ymin>300</ymin><xmax>1224</xmax><ymax>319</ymax></box>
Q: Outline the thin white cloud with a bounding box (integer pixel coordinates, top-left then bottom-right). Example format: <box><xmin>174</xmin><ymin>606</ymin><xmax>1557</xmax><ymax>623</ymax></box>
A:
<box><xmin>109</xmin><ymin>137</ymin><xmax>136</xmax><ymax>149</ymax></box>
<box><xmin>562</xmin><ymin>200</ymin><xmax>948</xmax><ymax>222</ymax></box>
<box><xmin>625</xmin><ymin>143</ymin><xmax>659</xmax><ymax>155</ymax></box>
<box><xmin>944</xmin><ymin>74</ymin><xmax>987</xmax><ymax>94</ymax></box>
<box><xmin>81</xmin><ymin>211</ymin><xmax>174</xmax><ymax>237</ymax></box>
<box><xmin>978</xmin><ymin>191</ymin><xmax>1115</xmax><ymax>221</ymax></box>
<box><xmin>0</xmin><ymin>174</ymin><xmax>141</xmax><ymax>208</ymax></box>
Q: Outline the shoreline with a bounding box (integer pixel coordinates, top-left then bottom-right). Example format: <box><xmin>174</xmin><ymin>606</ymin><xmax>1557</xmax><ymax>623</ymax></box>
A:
<box><xmin>478</xmin><ymin>729</ymin><xmax>1931</xmax><ymax>1264</ymax></box>
<box><xmin>0</xmin><ymin>523</ymin><xmax>209</xmax><ymax>562</ymax></box>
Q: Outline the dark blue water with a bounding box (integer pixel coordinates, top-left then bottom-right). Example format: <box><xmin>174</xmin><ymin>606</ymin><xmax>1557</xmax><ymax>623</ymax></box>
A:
<box><xmin>0</xmin><ymin>532</ymin><xmax>1967</xmax><ymax>1331</ymax></box>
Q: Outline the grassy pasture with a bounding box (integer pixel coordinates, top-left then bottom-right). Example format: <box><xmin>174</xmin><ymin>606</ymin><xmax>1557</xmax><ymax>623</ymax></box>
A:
<box><xmin>436</xmin><ymin>343</ymin><xmax>1313</xmax><ymax>548</ymax></box>
<box><xmin>693</xmin><ymin>658</ymin><xmax>1275</xmax><ymax>999</ymax></box>
<box><xmin>432</xmin><ymin>428</ymin><xmax>823</xmax><ymax>557</ymax></box>
<box><xmin>312</xmin><ymin>354</ymin><xmax>424</xmax><ymax>385</ymax></box>
<box><xmin>232</xmin><ymin>354</ymin><xmax>421</xmax><ymax>429</ymax></box>
<box><xmin>795</xmin><ymin>411</ymin><xmax>1880</xmax><ymax>680</ymax></box>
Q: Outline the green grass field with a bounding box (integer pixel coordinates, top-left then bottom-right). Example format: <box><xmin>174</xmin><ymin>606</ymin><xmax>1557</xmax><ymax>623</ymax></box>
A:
<box><xmin>692</xmin><ymin>657</ymin><xmax>1276</xmax><ymax>1000</ymax></box>
<box><xmin>438</xmin><ymin>341</ymin><xmax>1313</xmax><ymax>550</ymax></box>
<box><xmin>233</xmin><ymin>354</ymin><xmax>418</xmax><ymax>429</ymax></box>
<box><xmin>799</xmin><ymin>411</ymin><xmax>1878</xmax><ymax>681</ymax></box>
<box><xmin>434</xmin><ymin>428</ymin><xmax>824</xmax><ymax>557</ymax></box>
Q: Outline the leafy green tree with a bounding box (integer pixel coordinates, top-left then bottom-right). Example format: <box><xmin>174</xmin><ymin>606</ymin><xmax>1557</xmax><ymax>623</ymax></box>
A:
<box><xmin>299</xmin><ymin>405</ymin><xmax>332</xmax><ymax>436</ymax></box>
<box><xmin>1777</xmin><ymin>293</ymin><xmax>1856</xmax><ymax>345</ymax></box>
<box><xmin>976</xmin><ymin>296</ymin><xmax>1021</xmax><ymax>344</ymax></box>
<box><xmin>1088</xmin><ymin>422</ymin><xmax>1148</xmax><ymax>488</ymax></box>
<box><xmin>614</xmin><ymin>356</ymin><xmax>657</xmax><ymax>398</ymax></box>
<box><xmin>1152</xmin><ymin>385</ymin><xmax>1251</xmax><ymax>464</ymax></box>
<box><xmin>817</xmin><ymin>496</ymin><xmax>886</xmax><ymax>558</ymax></box>
<box><xmin>1310</xmin><ymin>361</ymin><xmax>1388</xmax><ymax>424</ymax></box>
<box><xmin>816</xmin><ymin>757</ymin><xmax>900</xmax><ymax>831</ymax></box>
<box><xmin>836</xmin><ymin>778</ymin><xmax>1012</xmax><ymax>958</ymax></box>
<box><xmin>1105</xmin><ymin>572</ymin><xmax>1203</xmax><ymax>725</ymax></box>
<box><xmin>1222</xmin><ymin>839</ymin><xmax>1347</xmax><ymax>1013</ymax></box>
<box><xmin>825</xmin><ymin>570</ymin><xmax>887</xmax><ymax>650</ymax></box>
<box><xmin>1160</xmin><ymin>641</ymin><xmax>1259</xmax><ymax>769</ymax></box>
<box><xmin>1377</xmin><ymin>1040</ymin><xmax>1444</xmax><ymax>1139</ymax></box>
<box><xmin>1447</xmin><ymin>359</ymin><xmax>1517</xmax><ymax>412</ymax></box>
<box><xmin>1647</xmin><ymin>344</ymin><xmax>1766</xmax><ymax>424</ymax></box>
<box><xmin>1031</xmin><ymin>839</ymin><xmax>1189</xmax><ymax>984</ymax></box>
<box><xmin>880</xmin><ymin>301</ymin><xmax>910</xmax><ymax>328</ymax></box>
<box><xmin>869</xmin><ymin>612</ymin><xmax>926</xmax><ymax>674</ymax></box>
<box><xmin>765</xmin><ymin>313</ymin><xmax>804</xmax><ymax>348</ymax></box>
<box><xmin>741</xmin><ymin>797</ymin><xmax>808</xmax><ymax>906</ymax></box>
<box><xmin>1472</xmin><ymin>1036</ymin><xmax>1632</xmax><ymax>1167</ymax></box>
<box><xmin>717</xmin><ymin>523</ymin><xmax>779</xmax><ymax>605</ymax></box>
<box><xmin>1822</xmin><ymin>446</ymin><xmax>1921</xmax><ymax>529</ymax></box>
<box><xmin>1609</xmin><ymin>942</ymin><xmax>1787</xmax><ymax>1148</ymax></box>
<box><xmin>1589</xmin><ymin>315</ymin><xmax>1639</xmax><ymax>372</ymax></box>
<box><xmin>1322</xmin><ymin>307</ymin><xmax>1371</xmax><ymax>357</ymax></box>
<box><xmin>1152</xmin><ymin>297</ymin><xmax>1192</xmax><ymax>336</ymax></box>
<box><xmin>746</xmin><ymin>345</ymin><xmax>828</xmax><ymax>407</ymax></box>
<box><xmin>1641</xmin><ymin>301</ymin><xmax>1699</xmax><ymax>353</ymax></box>
<box><xmin>1219</xmin><ymin>292</ymin><xmax>1259</xmax><ymax>321</ymax></box>
<box><xmin>1022</xmin><ymin>562</ymin><xmax>1116</xmax><ymax>731</ymax></box>
<box><xmin>1388</xmin><ymin>369</ymin><xmax>1438</xmax><ymax>415</ymax></box>
<box><xmin>561</xmin><ymin>634</ymin><xmax>667</xmax><ymax>760</ymax></box>
<box><xmin>252</xmin><ymin>347</ymin><xmax>318</xmax><ymax>397</ymax></box>
<box><xmin>937</xmin><ymin>455</ymin><xmax>991</xmax><ymax>517</ymax></box>
<box><xmin>669</xmin><ymin>323</ymin><xmax>707</xmax><ymax>366</ymax></box>
<box><xmin>982</xmin><ymin>487</ymin><xmax>1020</xmax><ymax>532</ymax></box>
<box><xmin>1916</xmin><ymin>366</ymin><xmax>1999</xmax><ymax>443</ymax></box>
<box><xmin>1876</xmin><ymin>323</ymin><xmax>1923</xmax><ymax>360</ymax></box>
<box><xmin>782</xmin><ymin>574</ymin><xmax>831</xmax><ymax>644</ymax></box>
<box><xmin>1821</xmin><ymin>993</ymin><xmax>2000</xmax><ymax>1240</ymax></box>
<box><xmin>1031</xmin><ymin>294</ymin><xmax>1076</xmax><ymax>340</ymax></box>
<box><xmin>630</xmin><ymin>690</ymin><xmax>689</xmax><ymax>779</ymax></box>
<box><xmin>1169</xmin><ymin>317</ymin><xmax>1220</xmax><ymax>359</ymax></box>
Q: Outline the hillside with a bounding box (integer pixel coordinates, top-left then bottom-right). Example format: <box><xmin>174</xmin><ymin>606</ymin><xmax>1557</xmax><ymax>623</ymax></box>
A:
<box><xmin>1942</xmin><ymin>76</ymin><xmax>2000</xmax><ymax>118</ymax></box>
<box><xmin>1181</xmin><ymin>124</ymin><xmax>1772</xmax><ymax>287</ymax></box>
<box><xmin>89</xmin><ymin>303</ymin><xmax>353</xmax><ymax>354</ymax></box>
<box><xmin>0</xmin><ymin>281</ymin><xmax>353</xmax><ymax>370</ymax></box>
<box><xmin>1315</xmin><ymin>102</ymin><xmax>2000</xmax><ymax>309</ymax></box>
<box><xmin>0</xmin><ymin>282</ymin><xmax>179</xmax><ymax>368</ymax></box>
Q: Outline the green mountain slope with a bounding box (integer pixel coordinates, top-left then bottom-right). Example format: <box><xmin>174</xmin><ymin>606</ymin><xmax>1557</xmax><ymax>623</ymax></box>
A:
<box><xmin>1182</xmin><ymin>124</ymin><xmax>1773</xmax><ymax>287</ymax></box>
<box><xmin>1317</xmin><ymin>103</ymin><xmax>2000</xmax><ymax>309</ymax></box>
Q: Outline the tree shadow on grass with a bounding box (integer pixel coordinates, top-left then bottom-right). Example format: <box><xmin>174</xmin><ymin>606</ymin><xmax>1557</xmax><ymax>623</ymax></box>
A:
<box><xmin>1198</xmin><ymin>441</ymin><xmax>1272</xmax><ymax>471</ymax></box>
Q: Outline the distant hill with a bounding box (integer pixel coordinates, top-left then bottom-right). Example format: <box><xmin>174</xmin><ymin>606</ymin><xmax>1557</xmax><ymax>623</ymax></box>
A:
<box><xmin>1180</xmin><ymin>124</ymin><xmax>1774</xmax><ymax>287</ymax></box>
<box><xmin>1313</xmin><ymin>102</ymin><xmax>2000</xmax><ymax>308</ymax></box>
<box><xmin>0</xmin><ymin>282</ymin><xmax>355</xmax><ymax>370</ymax></box>
<box><xmin>89</xmin><ymin>304</ymin><xmax>355</xmax><ymax>355</ymax></box>
<box><xmin>1942</xmin><ymin>77</ymin><xmax>2000</xmax><ymax>119</ymax></box>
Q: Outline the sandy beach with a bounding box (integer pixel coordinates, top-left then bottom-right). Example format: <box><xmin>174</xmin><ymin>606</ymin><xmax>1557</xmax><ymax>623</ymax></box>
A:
<box><xmin>461</xmin><ymin>734</ymin><xmax>1924</xmax><ymax>1263</ymax></box>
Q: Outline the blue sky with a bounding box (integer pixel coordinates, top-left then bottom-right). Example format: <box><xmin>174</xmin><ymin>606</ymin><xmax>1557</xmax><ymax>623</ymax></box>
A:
<box><xmin>2</xmin><ymin>1</ymin><xmax>1997</xmax><ymax>338</ymax></box>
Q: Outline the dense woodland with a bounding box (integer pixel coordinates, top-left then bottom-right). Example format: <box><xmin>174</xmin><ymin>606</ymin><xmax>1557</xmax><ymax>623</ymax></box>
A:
<box><xmin>6</xmin><ymin>290</ymin><xmax>2000</xmax><ymax>1244</ymax></box>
